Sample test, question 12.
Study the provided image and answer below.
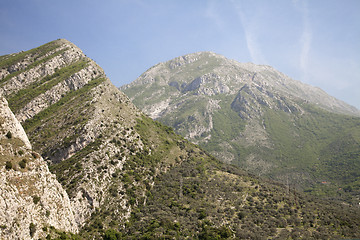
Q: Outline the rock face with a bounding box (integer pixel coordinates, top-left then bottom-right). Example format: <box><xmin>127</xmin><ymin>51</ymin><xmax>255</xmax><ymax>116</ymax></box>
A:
<box><xmin>121</xmin><ymin>52</ymin><xmax>360</xmax><ymax>203</ymax></box>
<box><xmin>0</xmin><ymin>97</ymin><xmax>31</xmax><ymax>149</ymax></box>
<box><xmin>0</xmin><ymin>39</ymin><xmax>145</xmax><ymax>234</ymax></box>
<box><xmin>2</xmin><ymin>40</ymin><xmax>360</xmax><ymax>239</ymax></box>
<box><xmin>122</xmin><ymin>52</ymin><xmax>360</xmax><ymax>118</ymax></box>
<box><xmin>0</xmin><ymin>96</ymin><xmax>77</xmax><ymax>240</ymax></box>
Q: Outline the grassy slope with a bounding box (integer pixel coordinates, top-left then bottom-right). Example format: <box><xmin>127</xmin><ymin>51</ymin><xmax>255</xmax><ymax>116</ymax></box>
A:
<box><xmin>101</xmin><ymin>116</ymin><xmax>360</xmax><ymax>239</ymax></box>
<box><xmin>2</xmin><ymin>42</ymin><xmax>360</xmax><ymax>239</ymax></box>
<box><xmin>138</xmin><ymin>80</ymin><xmax>360</xmax><ymax>203</ymax></box>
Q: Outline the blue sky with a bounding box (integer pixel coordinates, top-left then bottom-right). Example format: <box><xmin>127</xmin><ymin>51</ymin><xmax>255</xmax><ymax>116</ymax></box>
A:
<box><xmin>1</xmin><ymin>0</ymin><xmax>360</xmax><ymax>109</ymax></box>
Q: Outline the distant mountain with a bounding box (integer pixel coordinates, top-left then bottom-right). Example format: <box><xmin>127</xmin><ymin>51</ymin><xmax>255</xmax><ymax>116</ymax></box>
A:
<box><xmin>1</xmin><ymin>41</ymin><xmax>360</xmax><ymax>239</ymax></box>
<box><xmin>121</xmin><ymin>52</ymin><xmax>360</xmax><ymax>203</ymax></box>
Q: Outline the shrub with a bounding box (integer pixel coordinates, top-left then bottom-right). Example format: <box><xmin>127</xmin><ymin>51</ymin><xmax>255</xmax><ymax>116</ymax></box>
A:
<box><xmin>29</xmin><ymin>223</ymin><xmax>36</xmax><ymax>237</ymax></box>
<box><xmin>198</xmin><ymin>209</ymin><xmax>207</xmax><ymax>220</ymax></box>
<box><xmin>19</xmin><ymin>159</ymin><xmax>27</xmax><ymax>169</ymax></box>
<box><xmin>5</xmin><ymin>131</ymin><xmax>12</xmax><ymax>139</ymax></box>
<box><xmin>33</xmin><ymin>195</ymin><xmax>40</xmax><ymax>204</ymax></box>
<box><xmin>103</xmin><ymin>229</ymin><xmax>122</xmax><ymax>240</ymax></box>
<box><xmin>31</xmin><ymin>152</ymin><xmax>39</xmax><ymax>158</ymax></box>
<box><xmin>5</xmin><ymin>161</ymin><xmax>12</xmax><ymax>170</ymax></box>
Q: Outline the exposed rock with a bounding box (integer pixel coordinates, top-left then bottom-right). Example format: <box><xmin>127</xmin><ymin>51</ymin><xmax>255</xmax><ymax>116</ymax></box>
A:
<box><xmin>1</xmin><ymin>39</ymin><xmax>145</xmax><ymax>231</ymax></box>
<box><xmin>0</xmin><ymin>96</ymin><xmax>31</xmax><ymax>149</ymax></box>
<box><xmin>16</xmin><ymin>61</ymin><xmax>104</xmax><ymax>122</ymax></box>
<box><xmin>0</xmin><ymin>96</ymin><xmax>77</xmax><ymax>239</ymax></box>
<box><xmin>0</xmin><ymin>40</ymin><xmax>85</xmax><ymax>97</ymax></box>
<box><xmin>122</xmin><ymin>51</ymin><xmax>360</xmax><ymax>204</ymax></box>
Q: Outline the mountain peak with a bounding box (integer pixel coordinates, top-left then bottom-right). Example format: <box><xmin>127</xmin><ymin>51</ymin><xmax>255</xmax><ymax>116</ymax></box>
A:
<box><xmin>2</xmin><ymin>39</ymin><xmax>360</xmax><ymax>239</ymax></box>
<box><xmin>124</xmin><ymin>52</ymin><xmax>359</xmax><ymax>117</ymax></box>
<box><xmin>122</xmin><ymin>52</ymin><xmax>360</xmax><ymax>204</ymax></box>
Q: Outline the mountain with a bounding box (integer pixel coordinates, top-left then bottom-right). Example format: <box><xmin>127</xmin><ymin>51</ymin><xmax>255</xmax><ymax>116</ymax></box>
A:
<box><xmin>1</xmin><ymin>40</ymin><xmax>360</xmax><ymax>239</ymax></box>
<box><xmin>121</xmin><ymin>52</ymin><xmax>360</xmax><ymax>203</ymax></box>
<box><xmin>0</xmin><ymin>96</ymin><xmax>77</xmax><ymax>239</ymax></box>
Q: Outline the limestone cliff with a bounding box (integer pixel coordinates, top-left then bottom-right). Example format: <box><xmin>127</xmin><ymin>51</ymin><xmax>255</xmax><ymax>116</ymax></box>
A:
<box><xmin>0</xmin><ymin>97</ymin><xmax>31</xmax><ymax>149</ymax></box>
<box><xmin>0</xmin><ymin>96</ymin><xmax>77</xmax><ymax>239</ymax></box>
<box><xmin>1</xmin><ymin>39</ymin><xmax>145</xmax><ymax>233</ymax></box>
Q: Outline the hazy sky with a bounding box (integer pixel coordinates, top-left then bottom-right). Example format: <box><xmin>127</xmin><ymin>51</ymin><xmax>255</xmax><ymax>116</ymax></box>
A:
<box><xmin>1</xmin><ymin>0</ymin><xmax>359</xmax><ymax>109</ymax></box>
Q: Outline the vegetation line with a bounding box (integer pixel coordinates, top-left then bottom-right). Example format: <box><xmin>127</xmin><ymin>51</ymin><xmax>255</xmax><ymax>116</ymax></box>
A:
<box><xmin>0</xmin><ymin>42</ymin><xmax>67</xmax><ymax>86</ymax></box>
<box><xmin>23</xmin><ymin>77</ymin><xmax>105</xmax><ymax>131</ymax></box>
<box><xmin>8</xmin><ymin>59</ymin><xmax>89</xmax><ymax>113</ymax></box>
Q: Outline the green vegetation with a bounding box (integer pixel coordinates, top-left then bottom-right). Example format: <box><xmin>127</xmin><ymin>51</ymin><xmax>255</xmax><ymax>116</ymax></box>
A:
<box><xmin>5</xmin><ymin>131</ymin><xmax>12</xmax><ymax>139</ymax></box>
<box><xmin>19</xmin><ymin>159</ymin><xmax>27</xmax><ymax>169</ymax></box>
<box><xmin>29</xmin><ymin>222</ymin><xmax>36</xmax><ymax>238</ymax></box>
<box><xmin>108</xmin><ymin>135</ymin><xmax>360</xmax><ymax>239</ymax></box>
<box><xmin>5</xmin><ymin>161</ymin><xmax>12</xmax><ymax>170</ymax></box>
<box><xmin>23</xmin><ymin>77</ymin><xmax>105</xmax><ymax>132</ymax></box>
<box><xmin>8</xmin><ymin>59</ymin><xmax>89</xmax><ymax>113</ymax></box>
<box><xmin>0</xmin><ymin>40</ymin><xmax>61</xmax><ymax>70</ymax></box>
<box><xmin>259</xmin><ymin>104</ymin><xmax>360</xmax><ymax>202</ymax></box>
<box><xmin>42</xmin><ymin>227</ymin><xmax>84</xmax><ymax>240</ymax></box>
<box><xmin>0</xmin><ymin>41</ymin><xmax>67</xmax><ymax>86</ymax></box>
<box><xmin>32</xmin><ymin>195</ymin><xmax>40</xmax><ymax>204</ymax></box>
<box><xmin>50</xmin><ymin>139</ymin><xmax>102</xmax><ymax>196</ymax></box>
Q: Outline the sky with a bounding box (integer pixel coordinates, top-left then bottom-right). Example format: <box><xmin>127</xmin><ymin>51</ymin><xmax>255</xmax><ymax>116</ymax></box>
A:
<box><xmin>1</xmin><ymin>0</ymin><xmax>360</xmax><ymax>109</ymax></box>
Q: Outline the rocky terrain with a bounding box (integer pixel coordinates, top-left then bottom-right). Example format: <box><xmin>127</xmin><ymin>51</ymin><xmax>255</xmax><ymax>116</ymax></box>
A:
<box><xmin>121</xmin><ymin>51</ymin><xmax>360</xmax><ymax>204</ymax></box>
<box><xmin>0</xmin><ymin>96</ymin><xmax>77</xmax><ymax>239</ymax></box>
<box><xmin>1</xmin><ymin>40</ymin><xmax>360</xmax><ymax>239</ymax></box>
<box><xmin>1</xmin><ymin>39</ymin><xmax>147</xmax><ymax>234</ymax></box>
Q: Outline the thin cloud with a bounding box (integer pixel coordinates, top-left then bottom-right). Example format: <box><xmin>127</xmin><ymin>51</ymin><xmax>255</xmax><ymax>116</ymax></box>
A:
<box><xmin>296</xmin><ymin>0</ymin><xmax>312</xmax><ymax>82</ymax></box>
<box><xmin>231</xmin><ymin>0</ymin><xmax>267</xmax><ymax>64</ymax></box>
<box><xmin>204</xmin><ymin>0</ymin><xmax>224</xmax><ymax>29</ymax></box>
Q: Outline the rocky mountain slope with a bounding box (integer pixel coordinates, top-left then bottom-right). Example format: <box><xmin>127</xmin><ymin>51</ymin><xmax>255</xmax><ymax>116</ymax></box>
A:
<box><xmin>1</xmin><ymin>40</ymin><xmax>360</xmax><ymax>239</ymax></box>
<box><xmin>1</xmin><ymin>39</ymin><xmax>146</xmax><ymax>234</ymax></box>
<box><xmin>121</xmin><ymin>52</ymin><xmax>360</xmax><ymax>203</ymax></box>
<box><xmin>0</xmin><ymin>96</ymin><xmax>77</xmax><ymax>239</ymax></box>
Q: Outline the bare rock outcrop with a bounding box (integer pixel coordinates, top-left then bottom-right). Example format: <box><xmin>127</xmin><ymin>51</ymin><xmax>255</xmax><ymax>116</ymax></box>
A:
<box><xmin>0</xmin><ymin>97</ymin><xmax>31</xmax><ymax>149</ymax></box>
<box><xmin>0</xmin><ymin>96</ymin><xmax>78</xmax><ymax>239</ymax></box>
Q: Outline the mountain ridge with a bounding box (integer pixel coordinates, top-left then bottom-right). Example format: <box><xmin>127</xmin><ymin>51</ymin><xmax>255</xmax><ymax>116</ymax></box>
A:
<box><xmin>122</xmin><ymin>51</ymin><xmax>360</xmax><ymax>203</ymax></box>
<box><xmin>2</xmin><ymin>40</ymin><xmax>360</xmax><ymax>239</ymax></box>
<box><xmin>122</xmin><ymin>51</ymin><xmax>360</xmax><ymax>117</ymax></box>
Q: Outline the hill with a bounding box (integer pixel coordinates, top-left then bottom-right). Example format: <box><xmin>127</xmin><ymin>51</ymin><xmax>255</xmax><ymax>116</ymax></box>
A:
<box><xmin>121</xmin><ymin>52</ymin><xmax>360</xmax><ymax>204</ymax></box>
<box><xmin>1</xmin><ymin>40</ymin><xmax>360</xmax><ymax>239</ymax></box>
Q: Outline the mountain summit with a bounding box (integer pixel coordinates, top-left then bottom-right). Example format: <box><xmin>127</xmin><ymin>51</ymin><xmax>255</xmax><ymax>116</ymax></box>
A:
<box><xmin>2</xmin><ymin>41</ymin><xmax>360</xmax><ymax>239</ymax></box>
<box><xmin>122</xmin><ymin>51</ymin><xmax>359</xmax><ymax>118</ymax></box>
<box><xmin>122</xmin><ymin>51</ymin><xmax>360</xmax><ymax>202</ymax></box>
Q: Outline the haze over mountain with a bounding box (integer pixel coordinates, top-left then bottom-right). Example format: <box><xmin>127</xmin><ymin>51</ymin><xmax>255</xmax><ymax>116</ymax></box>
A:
<box><xmin>122</xmin><ymin>51</ymin><xmax>360</xmax><ymax>203</ymax></box>
<box><xmin>1</xmin><ymin>39</ymin><xmax>360</xmax><ymax>239</ymax></box>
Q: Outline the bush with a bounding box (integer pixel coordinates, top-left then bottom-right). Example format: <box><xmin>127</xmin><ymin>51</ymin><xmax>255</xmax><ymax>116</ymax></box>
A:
<box><xmin>5</xmin><ymin>161</ymin><xmax>12</xmax><ymax>170</ymax></box>
<box><xmin>19</xmin><ymin>159</ymin><xmax>27</xmax><ymax>169</ymax></box>
<box><xmin>33</xmin><ymin>195</ymin><xmax>40</xmax><ymax>204</ymax></box>
<box><xmin>29</xmin><ymin>223</ymin><xmax>36</xmax><ymax>237</ymax></box>
<box><xmin>198</xmin><ymin>209</ymin><xmax>207</xmax><ymax>220</ymax></box>
<box><xmin>103</xmin><ymin>229</ymin><xmax>122</xmax><ymax>240</ymax></box>
<box><xmin>5</xmin><ymin>131</ymin><xmax>12</xmax><ymax>139</ymax></box>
